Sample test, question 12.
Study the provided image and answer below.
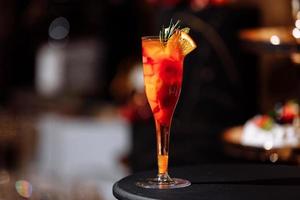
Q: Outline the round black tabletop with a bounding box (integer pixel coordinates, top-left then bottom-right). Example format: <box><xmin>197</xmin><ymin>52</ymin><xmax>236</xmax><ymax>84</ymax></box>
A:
<box><xmin>113</xmin><ymin>164</ymin><xmax>300</xmax><ymax>200</ymax></box>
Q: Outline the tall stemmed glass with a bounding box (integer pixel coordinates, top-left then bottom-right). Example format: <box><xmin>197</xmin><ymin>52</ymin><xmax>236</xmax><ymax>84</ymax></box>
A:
<box><xmin>136</xmin><ymin>22</ymin><xmax>196</xmax><ymax>189</ymax></box>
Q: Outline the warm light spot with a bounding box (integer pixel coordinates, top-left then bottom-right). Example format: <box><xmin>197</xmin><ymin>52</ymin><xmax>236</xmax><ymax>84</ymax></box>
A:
<box><xmin>270</xmin><ymin>35</ymin><xmax>280</xmax><ymax>45</ymax></box>
<box><xmin>190</xmin><ymin>0</ymin><xmax>209</xmax><ymax>11</ymax></box>
<box><xmin>292</xmin><ymin>28</ymin><xmax>300</xmax><ymax>38</ymax></box>
<box><xmin>291</xmin><ymin>53</ymin><xmax>300</xmax><ymax>64</ymax></box>
<box><xmin>263</xmin><ymin>141</ymin><xmax>273</xmax><ymax>150</ymax></box>
<box><xmin>15</xmin><ymin>180</ymin><xmax>33</xmax><ymax>198</ymax></box>
<box><xmin>297</xmin><ymin>11</ymin><xmax>300</xmax><ymax>19</ymax></box>
<box><xmin>269</xmin><ymin>153</ymin><xmax>279</xmax><ymax>163</ymax></box>
<box><xmin>129</xmin><ymin>64</ymin><xmax>144</xmax><ymax>92</ymax></box>
<box><xmin>295</xmin><ymin>19</ymin><xmax>300</xmax><ymax>29</ymax></box>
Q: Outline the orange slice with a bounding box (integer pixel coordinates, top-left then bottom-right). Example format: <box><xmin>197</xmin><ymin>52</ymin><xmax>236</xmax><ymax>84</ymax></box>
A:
<box><xmin>166</xmin><ymin>30</ymin><xmax>196</xmax><ymax>57</ymax></box>
<box><xmin>179</xmin><ymin>31</ymin><xmax>197</xmax><ymax>56</ymax></box>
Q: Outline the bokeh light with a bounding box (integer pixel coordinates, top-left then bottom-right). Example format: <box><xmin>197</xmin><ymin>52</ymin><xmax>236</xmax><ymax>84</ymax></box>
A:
<box><xmin>292</xmin><ymin>27</ymin><xmax>300</xmax><ymax>38</ymax></box>
<box><xmin>270</xmin><ymin>35</ymin><xmax>280</xmax><ymax>45</ymax></box>
<box><xmin>48</xmin><ymin>17</ymin><xmax>70</xmax><ymax>40</ymax></box>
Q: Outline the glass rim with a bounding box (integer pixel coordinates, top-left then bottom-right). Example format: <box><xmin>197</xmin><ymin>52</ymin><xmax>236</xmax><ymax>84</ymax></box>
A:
<box><xmin>141</xmin><ymin>36</ymin><xmax>159</xmax><ymax>40</ymax></box>
<box><xmin>141</xmin><ymin>36</ymin><xmax>178</xmax><ymax>43</ymax></box>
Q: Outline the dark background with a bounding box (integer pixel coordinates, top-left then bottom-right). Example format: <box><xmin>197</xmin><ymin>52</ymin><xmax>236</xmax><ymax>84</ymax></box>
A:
<box><xmin>0</xmin><ymin>0</ymin><xmax>299</xmax><ymax>173</ymax></box>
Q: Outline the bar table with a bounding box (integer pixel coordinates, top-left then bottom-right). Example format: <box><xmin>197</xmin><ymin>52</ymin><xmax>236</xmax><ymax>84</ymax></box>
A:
<box><xmin>113</xmin><ymin>164</ymin><xmax>300</xmax><ymax>200</ymax></box>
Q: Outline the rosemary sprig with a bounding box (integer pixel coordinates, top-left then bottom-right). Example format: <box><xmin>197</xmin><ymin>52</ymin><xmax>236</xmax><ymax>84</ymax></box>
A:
<box><xmin>159</xmin><ymin>19</ymin><xmax>181</xmax><ymax>45</ymax></box>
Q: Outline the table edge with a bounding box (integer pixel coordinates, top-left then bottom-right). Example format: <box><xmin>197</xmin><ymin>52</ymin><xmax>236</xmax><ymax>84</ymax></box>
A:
<box><xmin>113</xmin><ymin>182</ymin><xmax>160</xmax><ymax>200</ymax></box>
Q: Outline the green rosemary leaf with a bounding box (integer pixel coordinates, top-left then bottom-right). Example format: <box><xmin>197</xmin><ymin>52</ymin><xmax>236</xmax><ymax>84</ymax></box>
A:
<box><xmin>159</xmin><ymin>19</ymin><xmax>181</xmax><ymax>45</ymax></box>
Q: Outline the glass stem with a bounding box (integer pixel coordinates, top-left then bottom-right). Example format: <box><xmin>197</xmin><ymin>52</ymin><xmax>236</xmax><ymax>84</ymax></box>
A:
<box><xmin>155</xmin><ymin>120</ymin><xmax>174</xmax><ymax>183</ymax></box>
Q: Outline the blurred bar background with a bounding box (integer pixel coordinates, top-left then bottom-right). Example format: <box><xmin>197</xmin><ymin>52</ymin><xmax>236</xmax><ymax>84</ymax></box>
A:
<box><xmin>0</xmin><ymin>0</ymin><xmax>299</xmax><ymax>199</ymax></box>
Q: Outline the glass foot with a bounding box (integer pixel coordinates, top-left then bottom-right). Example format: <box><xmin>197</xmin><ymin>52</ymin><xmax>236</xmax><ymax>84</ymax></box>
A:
<box><xmin>136</xmin><ymin>178</ymin><xmax>191</xmax><ymax>189</ymax></box>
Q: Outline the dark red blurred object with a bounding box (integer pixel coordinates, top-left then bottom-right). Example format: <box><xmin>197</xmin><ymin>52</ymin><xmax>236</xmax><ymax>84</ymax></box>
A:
<box><xmin>210</xmin><ymin>0</ymin><xmax>229</xmax><ymax>6</ymax></box>
<box><xmin>120</xmin><ymin>93</ymin><xmax>152</xmax><ymax>123</ymax></box>
<box><xmin>146</xmin><ymin>0</ymin><xmax>229</xmax><ymax>7</ymax></box>
<box><xmin>275</xmin><ymin>101</ymin><xmax>299</xmax><ymax>124</ymax></box>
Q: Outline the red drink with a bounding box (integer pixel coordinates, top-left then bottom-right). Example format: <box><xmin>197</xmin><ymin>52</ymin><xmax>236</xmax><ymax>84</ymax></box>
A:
<box><xmin>142</xmin><ymin>39</ymin><xmax>183</xmax><ymax>127</ymax></box>
<box><xmin>137</xmin><ymin>22</ymin><xmax>196</xmax><ymax>189</ymax></box>
<box><xmin>142</xmin><ymin>37</ymin><xmax>183</xmax><ymax>176</ymax></box>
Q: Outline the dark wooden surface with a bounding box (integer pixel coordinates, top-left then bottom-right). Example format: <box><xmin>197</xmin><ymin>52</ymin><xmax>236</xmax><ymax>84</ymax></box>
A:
<box><xmin>113</xmin><ymin>164</ymin><xmax>300</xmax><ymax>200</ymax></box>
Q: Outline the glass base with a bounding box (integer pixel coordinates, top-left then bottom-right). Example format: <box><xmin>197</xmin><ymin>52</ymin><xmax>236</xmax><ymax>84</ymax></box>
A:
<box><xmin>136</xmin><ymin>178</ymin><xmax>191</xmax><ymax>189</ymax></box>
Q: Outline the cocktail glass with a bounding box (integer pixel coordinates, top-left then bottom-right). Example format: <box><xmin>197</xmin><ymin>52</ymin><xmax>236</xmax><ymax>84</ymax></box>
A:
<box><xmin>135</xmin><ymin>36</ymin><xmax>191</xmax><ymax>189</ymax></box>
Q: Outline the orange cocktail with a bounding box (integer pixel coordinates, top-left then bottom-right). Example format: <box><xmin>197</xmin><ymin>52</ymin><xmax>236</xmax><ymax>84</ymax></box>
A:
<box><xmin>137</xmin><ymin>20</ymin><xmax>196</xmax><ymax>189</ymax></box>
<box><xmin>142</xmin><ymin>37</ymin><xmax>183</xmax><ymax>174</ymax></box>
